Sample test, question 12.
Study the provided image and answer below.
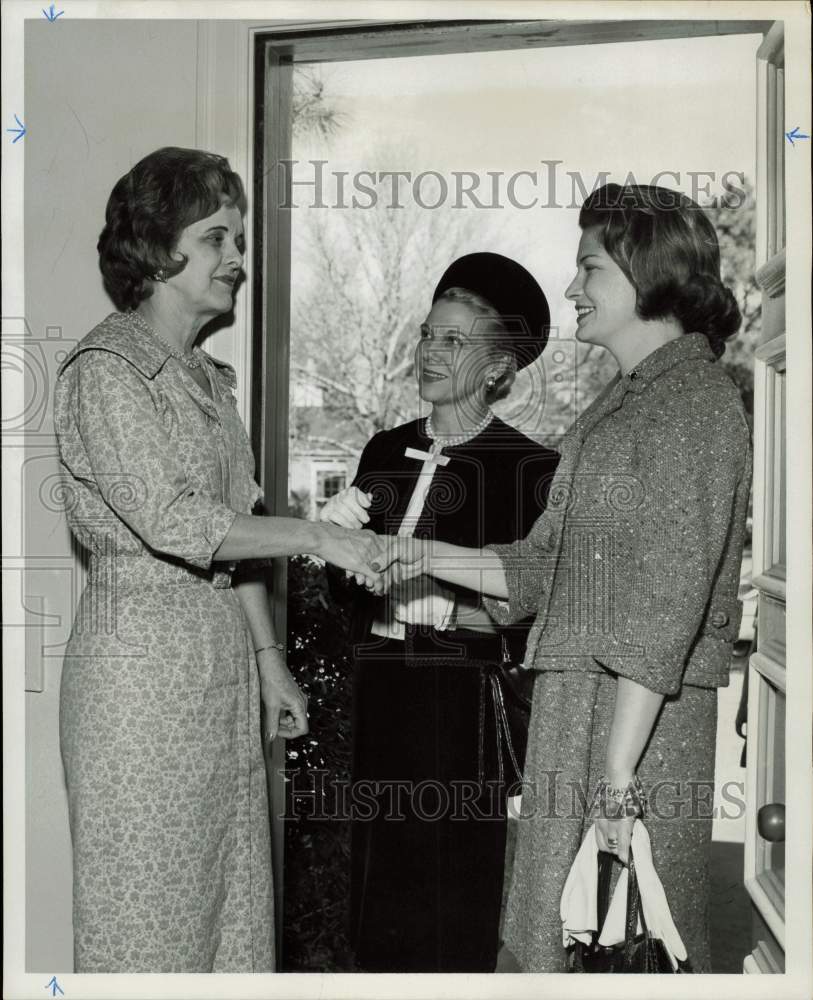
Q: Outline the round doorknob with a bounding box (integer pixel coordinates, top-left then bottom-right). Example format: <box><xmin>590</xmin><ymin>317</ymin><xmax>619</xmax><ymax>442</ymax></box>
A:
<box><xmin>757</xmin><ymin>803</ymin><xmax>785</xmax><ymax>842</ymax></box>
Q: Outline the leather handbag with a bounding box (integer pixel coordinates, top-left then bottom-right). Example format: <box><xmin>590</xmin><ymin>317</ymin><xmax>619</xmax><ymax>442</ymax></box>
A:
<box><xmin>478</xmin><ymin>636</ymin><xmax>534</xmax><ymax>787</ymax></box>
<box><xmin>568</xmin><ymin>848</ymin><xmax>693</xmax><ymax>974</ymax></box>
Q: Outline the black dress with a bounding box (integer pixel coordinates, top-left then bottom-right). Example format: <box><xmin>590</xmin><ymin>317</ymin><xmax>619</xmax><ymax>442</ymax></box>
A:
<box><xmin>345</xmin><ymin>416</ymin><xmax>559</xmax><ymax>971</ymax></box>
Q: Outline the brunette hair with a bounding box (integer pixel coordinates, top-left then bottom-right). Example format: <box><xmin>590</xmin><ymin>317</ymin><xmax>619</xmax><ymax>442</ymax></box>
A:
<box><xmin>578</xmin><ymin>183</ymin><xmax>741</xmax><ymax>357</ymax></box>
<box><xmin>97</xmin><ymin>147</ymin><xmax>246</xmax><ymax>311</ymax></box>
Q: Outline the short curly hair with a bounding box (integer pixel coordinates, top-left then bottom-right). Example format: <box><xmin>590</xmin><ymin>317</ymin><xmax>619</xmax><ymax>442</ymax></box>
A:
<box><xmin>98</xmin><ymin>147</ymin><xmax>246</xmax><ymax>311</ymax></box>
<box><xmin>578</xmin><ymin>183</ymin><xmax>741</xmax><ymax>357</ymax></box>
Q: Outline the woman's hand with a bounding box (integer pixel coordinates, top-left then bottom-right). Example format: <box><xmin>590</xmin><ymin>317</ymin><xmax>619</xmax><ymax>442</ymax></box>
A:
<box><xmin>594</xmin><ymin>814</ymin><xmax>636</xmax><ymax>865</ymax></box>
<box><xmin>314</xmin><ymin>522</ymin><xmax>391</xmax><ymax>583</ymax></box>
<box><xmin>593</xmin><ymin>763</ymin><xmax>646</xmax><ymax>865</ymax></box>
<box><xmin>257</xmin><ymin>650</ymin><xmax>309</xmax><ymax>741</ymax></box>
<box><xmin>387</xmin><ymin>536</ymin><xmax>427</xmax><ymax>586</ymax></box>
<box><xmin>596</xmin><ymin>677</ymin><xmax>664</xmax><ymax>864</ymax></box>
<box><xmin>319</xmin><ymin>486</ymin><xmax>372</xmax><ymax>530</ymax></box>
<box><xmin>355</xmin><ymin>536</ymin><xmax>427</xmax><ymax>595</ymax></box>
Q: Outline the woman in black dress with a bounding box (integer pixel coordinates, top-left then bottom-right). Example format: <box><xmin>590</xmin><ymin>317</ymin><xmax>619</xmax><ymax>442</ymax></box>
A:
<box><xmin>320</xmin><ymin>253</ymin><xmax>560</xmax><ymax>972</ymax></box>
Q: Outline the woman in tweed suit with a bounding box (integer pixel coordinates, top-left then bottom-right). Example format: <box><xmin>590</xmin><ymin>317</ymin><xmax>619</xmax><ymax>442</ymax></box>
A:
<box><xmin>383</xmin><ymin>183</ymin><xmax>752</xmax><ymax>971</ymax></box>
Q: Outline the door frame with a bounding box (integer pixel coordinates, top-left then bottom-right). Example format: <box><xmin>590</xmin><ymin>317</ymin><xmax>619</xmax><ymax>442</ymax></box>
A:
<box><xmin>744</xmin><ymin>19</ymin><xmax>788</xmax><ymax>972</ymax></box>
<box><xmin>207</xmin><ymin>14</ymin><xmax>783</xmax><ymax>967</ymax></box>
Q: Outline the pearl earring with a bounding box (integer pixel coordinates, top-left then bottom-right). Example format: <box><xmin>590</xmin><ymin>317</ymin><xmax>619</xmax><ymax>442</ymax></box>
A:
<box><xmin>485</xmin><ymin>375</ymin><xmax>497</xmax><ymax>391</ymax></box>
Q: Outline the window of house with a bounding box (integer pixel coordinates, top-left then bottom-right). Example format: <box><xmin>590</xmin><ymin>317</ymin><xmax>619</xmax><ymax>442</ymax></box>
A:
<box><xmin>314</xmin><ymin>470</ymin><xmax>347</xmax><ymax>510</ymax></box>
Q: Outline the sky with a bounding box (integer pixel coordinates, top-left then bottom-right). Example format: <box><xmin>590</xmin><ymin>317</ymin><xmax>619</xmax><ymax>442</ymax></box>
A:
<box><xmin>290</xmin><ymin>30</ymin><xmax>763</xmax><ymax>433</ymax></box>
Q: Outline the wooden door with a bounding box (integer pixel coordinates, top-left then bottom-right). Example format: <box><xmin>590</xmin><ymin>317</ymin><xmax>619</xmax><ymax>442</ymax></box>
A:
<box><xmin>743</xmin><ymin>19</ymin><xmax>786</xmax><ymax>975</ymax></box>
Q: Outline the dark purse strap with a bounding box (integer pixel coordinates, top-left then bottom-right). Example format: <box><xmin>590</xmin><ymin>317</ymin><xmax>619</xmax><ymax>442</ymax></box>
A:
<box><xmin>596</xmin><ymin>847</ymin><xmax>650</xmax><ymax>968</ymax></box>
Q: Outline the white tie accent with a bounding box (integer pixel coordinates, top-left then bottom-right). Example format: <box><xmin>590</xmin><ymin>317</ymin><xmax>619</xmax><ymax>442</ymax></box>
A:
<box><xmin>404</xmin><ymin>446</ymin><xmax>450</xmax><ymax>466</ymax></box>
<box><xmin>370</xmin><ymin>443</ymin><xmax>456</xmax><ymax>639</ymax></box>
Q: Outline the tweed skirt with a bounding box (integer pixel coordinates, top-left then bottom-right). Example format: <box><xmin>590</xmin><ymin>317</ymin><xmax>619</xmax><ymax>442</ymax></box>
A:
<box><xmin>503</xmin><ymin>668</ymin><xmax>717</xmax><ymax>973</ymax></box>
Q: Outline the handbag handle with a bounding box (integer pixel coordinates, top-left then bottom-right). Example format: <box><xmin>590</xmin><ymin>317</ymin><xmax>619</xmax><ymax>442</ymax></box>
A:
<box><xmin>596</xmin><ymin>847</ymin><xmax>650</xmax><ymax>969</ymax></box>
<box><xmin>622</xmin><ymin>850</ymin><xmax>647</xmax><ymax>967</ymax></box>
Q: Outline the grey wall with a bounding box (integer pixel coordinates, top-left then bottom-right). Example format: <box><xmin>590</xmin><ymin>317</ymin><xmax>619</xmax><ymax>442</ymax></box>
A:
<box><xmin>24</xmin><ymin>19</ymin><xmax>201</xmax><ymax>971</ymax></box>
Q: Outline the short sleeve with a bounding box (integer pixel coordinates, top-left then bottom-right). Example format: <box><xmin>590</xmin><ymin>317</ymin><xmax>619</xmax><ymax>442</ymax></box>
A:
<box><xmin>482</xmin><ymin>519</ymin><xmax>557</xmax><ymax>625</ymax></box>
<box><xmin>215</xmin><ymin>381</ymin><xmax>264</xmax><ymax>516</ymax></box>
<box><xmin>482</xmin><ymin>445</ymin><xmax>561</xmax><ymax>626</ymax></box>
<box><xmin>66</xmin><ymin>351</ymin><xmax>237</xmax><ymax>570</ymax></box>
<box><xmin>592</xmin><ymin>395</ymin><xmax>751</xmax><ymax>695</ymax></box>
<box><xmin>232</xmin><ymin>466</ymin><xmax>263</xmax><ymax>516</ymax></box>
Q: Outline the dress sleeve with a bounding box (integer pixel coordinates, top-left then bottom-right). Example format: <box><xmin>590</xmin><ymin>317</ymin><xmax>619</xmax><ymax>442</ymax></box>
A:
<box><xmin>350</xmin><ymin>430</ymin><xmax>394</xmax><ymax>535</ymax></box>
<box><xmin>593</xmin><ymin>394</ymin><xmax>751</xmax><ymax>695</ymax></box>
<box><xmin>482</xmin><ymin>446</ymin><xmax>561</xmax><ymax>626</ymax></box>
<box><xmin>481</xmin><ymin>521</ymin><xmax>557</xmax><ymax>625</ymax></box>
<box><xmin>67</xmin><ymin>350</ymin><xmax>237</xmax><ymax>570</ymax></box>
<box><xmin>211</xmin><ymin>362</ymin><xmax>264</xmax><ymax>516</ymax></box>
<box><xmin>351</xmin><ymin>431</ymin><xmax>386</xmax><ymax>488</ymax></box>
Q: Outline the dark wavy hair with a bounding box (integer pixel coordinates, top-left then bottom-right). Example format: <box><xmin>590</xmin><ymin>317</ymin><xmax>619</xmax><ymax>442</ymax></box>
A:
<box><xmin>97</xmin><ymin>147</ymin><xmax>246</xmax><ymax>311</ymax></box>
<box><xmin>578</xmin><ymin>183</ymin><xmax>741</xmax><ymax>357</ymax></box>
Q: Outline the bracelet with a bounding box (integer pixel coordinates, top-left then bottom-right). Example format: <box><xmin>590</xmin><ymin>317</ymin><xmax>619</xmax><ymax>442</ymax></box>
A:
<box><xmin>255</xmin><ymin>641</ymin><xmax>285</xmax><ymax>656</ymax></box>
<box><xmin>590</xmin><ymin>774</ymin><xmax>647</xmax><ymax>819</ymax></box>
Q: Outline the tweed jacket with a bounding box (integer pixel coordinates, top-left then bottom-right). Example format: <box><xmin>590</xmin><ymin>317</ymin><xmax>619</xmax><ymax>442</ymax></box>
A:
<box><xmin>484</xmin><ymin>332</ymin><xmax>752</xmax><ymax>695</ymax></box>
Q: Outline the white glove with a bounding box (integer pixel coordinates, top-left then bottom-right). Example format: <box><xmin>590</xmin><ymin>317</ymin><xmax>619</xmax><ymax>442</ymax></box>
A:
<box><xmin>319</xmin><ymin>486</ymin><xmax>372</xmax><ymax>530</ymax></box>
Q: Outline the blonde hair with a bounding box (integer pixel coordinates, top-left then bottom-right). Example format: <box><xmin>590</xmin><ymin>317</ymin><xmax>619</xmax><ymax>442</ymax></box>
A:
<box><xmin>436</xmin><ymin>286</ymin><xmax>505</xmax><ymax>334</ymax></box>
<box><xmin>435</xmin><ymin>286</ymin><xmax>516</xmax><ymax>400</ymax></box>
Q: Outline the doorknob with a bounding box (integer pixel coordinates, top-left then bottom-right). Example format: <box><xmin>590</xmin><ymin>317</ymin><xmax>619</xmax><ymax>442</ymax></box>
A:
<box><xmin>757</xmin><ymin>803</ymin><xmax>785</xmax><ymax>842</ymax></box>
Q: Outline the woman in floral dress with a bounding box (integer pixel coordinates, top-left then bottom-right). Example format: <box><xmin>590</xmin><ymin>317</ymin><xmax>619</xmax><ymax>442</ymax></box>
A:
<box><xmin>54</xmin><ymin>147</ymin><xmax>385</xmax><ymax>972</ymax></box>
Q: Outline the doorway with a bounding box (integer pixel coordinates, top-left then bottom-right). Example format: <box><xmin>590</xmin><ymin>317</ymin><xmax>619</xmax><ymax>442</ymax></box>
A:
<box><xmin>251</xmin><ymin>18</ymin><xmax>776</xmax><ymax>972</ymax></box>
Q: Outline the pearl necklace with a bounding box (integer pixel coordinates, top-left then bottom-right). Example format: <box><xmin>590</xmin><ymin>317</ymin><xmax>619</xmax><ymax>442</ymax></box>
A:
<box><xmin>129</xmin><ymin>311</ymin><xmax>202</xmax><ymax>369</ymax></box>
<box><xmin>425</xmin><ymin>410</ymin><xmax>493</xmax><ymax>448</ymax></box>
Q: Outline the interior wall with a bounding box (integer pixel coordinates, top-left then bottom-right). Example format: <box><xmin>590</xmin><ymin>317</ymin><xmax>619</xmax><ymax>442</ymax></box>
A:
<box><xmin>24</xmin><ymin>19</ymin><xmax>202</xmax><ymax>972</ymax></box>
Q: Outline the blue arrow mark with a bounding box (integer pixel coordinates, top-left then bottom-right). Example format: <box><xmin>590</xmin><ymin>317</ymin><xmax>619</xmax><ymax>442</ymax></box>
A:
<box><xmin>42</xmin><ymin>3</ymin><xmax>64</xmax><ymax>20</ymax></box>
<box><xmin>7</xmin><ymin>115</ymin><xmax>26</xmax><ymax>144</ymax></box>
<box><xmin>785</xmin><ymin>126</ymin><xmax>810</xmax><ymax>146</ymax></box>
<box><xmin>45</xmin><ymin>977</ymin><xmax>64</xmax><ymax>997</ymax></box>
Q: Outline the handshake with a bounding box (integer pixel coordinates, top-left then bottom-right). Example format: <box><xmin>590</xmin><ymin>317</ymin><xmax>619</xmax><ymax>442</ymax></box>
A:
<box><xmin>315</xmin><ymin>486</ymin><xmax>426</xmax><ymax>594</ymax></box>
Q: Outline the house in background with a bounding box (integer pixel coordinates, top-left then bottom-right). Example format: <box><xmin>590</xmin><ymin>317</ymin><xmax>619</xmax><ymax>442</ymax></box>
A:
<box><xmin>288</xmin><ymin>442</ymin><xmax>352</xmax><ymax>519</ymax></box>
<box><xmin>289</xmin><ymin>363</ymin><xmax>358</xmax><ymax>518</ymax></box>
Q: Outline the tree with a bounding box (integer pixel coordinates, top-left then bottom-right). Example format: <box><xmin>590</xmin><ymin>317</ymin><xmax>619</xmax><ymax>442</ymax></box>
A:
<box><xmin>292</xmin><ymin>67</ymin><xmax>346</xmax><ymax>141</ymax></box>
<box><xmin>291</xmin><ymin>192</ymin><xmax>494</xmax><ymax>455</ymax></box>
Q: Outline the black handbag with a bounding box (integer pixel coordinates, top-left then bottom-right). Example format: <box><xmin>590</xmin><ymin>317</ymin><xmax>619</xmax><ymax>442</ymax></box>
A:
<box><xmin>568</xmin><ymin>848</ymin><xmax>693</xmax><ymax>974</ymax></box>
<box><xmin>478</xmin><ymin>637</ymin><xmax>534</xmax><ymax>788</ymax></box>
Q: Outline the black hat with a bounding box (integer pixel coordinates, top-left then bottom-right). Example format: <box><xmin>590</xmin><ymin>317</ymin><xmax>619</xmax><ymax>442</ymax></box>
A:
<box><xmin>432</xmin><ymin>252</ymin><xmax>549</xmax><ymax>369</ymax></box>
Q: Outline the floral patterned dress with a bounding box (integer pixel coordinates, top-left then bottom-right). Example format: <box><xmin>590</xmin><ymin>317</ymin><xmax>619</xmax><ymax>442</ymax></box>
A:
<box><xmin>53</xmin><ymin>312</ymin><xmax>274</xmax><ymax>972</ymax></box>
